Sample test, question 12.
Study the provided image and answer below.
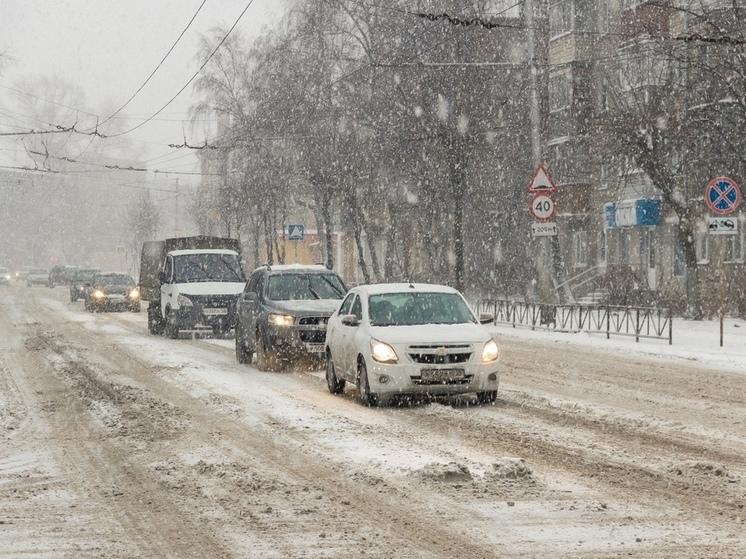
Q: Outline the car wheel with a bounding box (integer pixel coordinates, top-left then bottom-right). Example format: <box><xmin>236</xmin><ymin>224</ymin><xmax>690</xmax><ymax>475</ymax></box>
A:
<box><xmin>255</xmin><ymin>328</ymin><xmax>276</xmax><ymax>371</ymax></box>
<box><xmin>357</xmin><ymin>359</ymin><xmax>379</xmax><ymax>407</ymax></box>
<box><xmin>235</xmin><ymin>323</ymin><xmax>252</xmax><ymax>365</ymax></box>
<box><xmin>164</xmin><ymin>310</ymin><xmax>179</xmax><ymax>339</ymax></box>
<box><xmin>477</xmin><ymin>391</ymin><xmax>498</xmax><ymax>405</ymax></box>
<box><xmin>325</xmin><ymin>352</ymin><xmax>345</xmax><ymax>395</ymax></box>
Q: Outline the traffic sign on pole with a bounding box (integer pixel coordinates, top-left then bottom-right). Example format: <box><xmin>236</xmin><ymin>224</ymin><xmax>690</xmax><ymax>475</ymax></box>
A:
<box><xmin>529</xmin><ymin>193</ymin><xmax>556</xmax><ymax>221</ymax></box>
<box><xmin>705</xmin><ymin>176</ymin><xmax>741</xmax><ymax>216</ymax></box>
<box><xmin>288</xmin><ymin>224</ymin><xmax>305</xmax><ymax>241</ymax></box>
<box><xmin>527</xmin><ymin>164</ymin><xmax>558</xmax><ymax>193</ymax></box>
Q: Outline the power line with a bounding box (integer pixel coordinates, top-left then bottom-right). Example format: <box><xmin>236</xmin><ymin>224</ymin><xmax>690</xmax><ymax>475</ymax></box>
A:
<box><xmin>105</xmin><ymin>0</ymin><xmax>257</xmax><ymax>139</ymax></box>
<box><xmin>90</xmin><ymin>0</ymin><xmax>209</xmax><ymax>130</ymax></box>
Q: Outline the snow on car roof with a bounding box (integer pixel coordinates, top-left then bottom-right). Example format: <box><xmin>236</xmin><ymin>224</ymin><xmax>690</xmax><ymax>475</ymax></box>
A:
<box><xmin>355</xmin><ymin>283</ymin><xmax>459</xmax><ymax>296</ymax></box>
<box><xmin>169</xmin><ymin>249</ymin><xmax>239</xmax><ymax>256</ymax></box>
<box><xmin>255</xmin><ymin>264</ymin><xmax>331</xmax><ymax>273</ymax></box>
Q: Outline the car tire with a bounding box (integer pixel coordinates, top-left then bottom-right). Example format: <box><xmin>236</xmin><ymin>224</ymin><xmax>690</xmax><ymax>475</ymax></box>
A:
<box><xmin>477</xmin><ymin>391</ymin><xmax>498</xmax><ymax>405</ymax></box>
<box><xmin>164</xmin><ymin>310</ymin><xmax>179</xmax><ymax>339</ymax></box>
<box><xmin>235</xmin><ymin>323</ymin><xmax>252</xmax><ymax>365</ymax></box>
<box><xmin>357</xmin><ymin>360</ymin><xmax>379</xmax><ymax>407</ymax></box>
<box><xmin>325</xmin><ymin>352</ymin><xmax>345</xmax><ymax>395</ymax></box>
<box><xmin>255</xmin><ymin>328</ymin><xmax>277</xmax><ymax>371</ymax></box>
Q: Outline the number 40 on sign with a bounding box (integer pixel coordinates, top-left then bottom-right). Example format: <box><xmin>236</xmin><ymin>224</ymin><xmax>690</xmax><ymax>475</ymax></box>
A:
<box><xmin>530</xmin><ymin>193</ymin><xmax>556</xmax><ymax>221</ymax></box>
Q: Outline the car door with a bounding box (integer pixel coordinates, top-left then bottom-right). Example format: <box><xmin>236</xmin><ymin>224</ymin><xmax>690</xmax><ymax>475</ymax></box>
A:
<box><xmin>160</xmin><ymin>255</ymin><xmax>174</xmax><ymax>318</ymax></box>
<box><xmin>328</xmin><ymin>292</ymin><xmax>355</xmax><ymax>378</ymax></box>
<box><xmin>336</xmin><ymin>294</ymin><xmax>363</xmax><ymax>379</ymax></box>
<box><xmin>238</xmin><ymin>271</ymin><xmax>261</xmax><ymax>347</ymax></box>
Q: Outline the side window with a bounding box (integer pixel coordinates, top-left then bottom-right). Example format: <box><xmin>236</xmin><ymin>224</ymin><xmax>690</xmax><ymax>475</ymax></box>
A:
<box><xmin>339</xmin><ymin>293</ymin><xmax>355</xmax><ymax>315</ymax></box>
<box><xmin>246</xmin><ymin>271</ymin><xmax>260</xmax><ymax>293</ymax></box>
<box><xmin>163</xmin><ymin>256</ymin><xmax>173</xmax><ymax>282</ymax></box>
<box><xmin>256</xmin><ymin>275</ymin><xmax>266</xmax><ymax>299</ymax></box>
<box><xmin>351</xmin><ymin>296</ymin><xmax>362</xmax><ymax>320</ymax></box>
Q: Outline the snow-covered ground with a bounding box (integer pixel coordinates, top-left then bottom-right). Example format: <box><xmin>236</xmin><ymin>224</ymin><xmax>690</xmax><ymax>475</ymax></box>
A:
<box><xmin>490</xmin><ymin>317</ymin><xmax>746</xmax><ymax>374</ymax></box>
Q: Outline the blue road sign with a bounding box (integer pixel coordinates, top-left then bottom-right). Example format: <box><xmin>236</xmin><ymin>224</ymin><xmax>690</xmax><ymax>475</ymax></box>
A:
<box><xmin>288</xmin><ymin>224</ymin><xmax>305</xmax><ymax>241</ymax></box>
<box><xmin>705</xmin><ymin>176</ymin><xmax>741</xmax><ymax>216</ymax></box>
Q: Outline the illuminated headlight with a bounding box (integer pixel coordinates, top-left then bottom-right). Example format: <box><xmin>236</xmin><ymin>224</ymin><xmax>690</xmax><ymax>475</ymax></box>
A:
<box><xmin>268</xmin><ymin>313</ymin><xmax>294</xmax><ymax>327</ymax></box>
<box><xmin>3</xmin><ymin>274</ymin><xmax>10</xmax><ymax>280</ymax></box>
<box><xmin>177</xmin><ymin>294</ymin><xmax>193</xmax><ymax>307</ymax></box>
<box><xmin>93</xmin><ymin>290</ymin><xmax>105</xmax><ymax>299</ymax></box>
<box><xmin>370</xmin><ymin>339</ymin><xmax>398</xmax><ymax>364</ymax></box>
<box><xmin>481</xmin><ymin>339</ymin><xmax>499</xmax><ymax>363</ymax></box>
<box><xmin>129</xmin><ymin>289</ymin><xmax>140</xmax><ymax>300</ymax></box>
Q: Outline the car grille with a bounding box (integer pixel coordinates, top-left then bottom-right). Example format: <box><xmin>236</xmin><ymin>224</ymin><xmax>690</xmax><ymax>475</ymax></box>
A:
<box><xmin>409</xmin><ymin>353</ymin><xmax>472</xmax><ymax>364</ymax></box>
<box><xmin>188</xmin><ymin>294</ymin><xmax>238</xmax><ymax>309</ymax></box>
<box><xmin>298</xmin><ymin>316</ymin><xmax>330</xmax><ymax>326</ymax></box>
<box><xmin>299</xmin><ymin>330</ymin><xmax>326</xmax><ymax>344</ymax></box>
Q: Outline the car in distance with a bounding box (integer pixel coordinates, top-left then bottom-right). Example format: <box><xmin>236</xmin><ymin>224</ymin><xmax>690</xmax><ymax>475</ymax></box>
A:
<box><xmin>26</xmin><ymin>268</ymin><xmax>49</xmax><ymax>287</ymax></box>
<box><xmin>84</xmin><ymin>273</ymin><xmax>141</xmax><ymax>312</ymax></box>
<box><xmin>0</xmin><ymin>267</ymin><xmax>10</xmax><ymax>286</ymax></box>
<box><xmin>48</xmin><ymin>265</ymin><xmax>78</xmax><ymax>288</ymax></box>
<box><xmin>235</xmin><ymin>265</ymin><xmax>347</xmax><ymax>369</ymax></box>
<box><xmin>324</xmin><ymin>283</ymin><xmax>500</xmax><ymax>406</ymax></box>
<box><xmin>69</xmin><ymin>268</ymin><xmax>100</xmax><ymax>302</ymax></box>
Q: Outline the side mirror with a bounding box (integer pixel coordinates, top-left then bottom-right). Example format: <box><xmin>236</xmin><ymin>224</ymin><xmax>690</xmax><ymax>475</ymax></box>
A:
<box><xmin>479</xmin><ymin>313</ymin><xmax>495</xmax><ymax>325</ymax></box>
<box><xmin>341</xmin><ymin>314</ymin><xmax>360</xmax><ymax>327</ymax></box>
<box><xmin>158</xmin><ymin>271</ymin><xmax>168</xmax><ymax>284</ymax></box>
<box><xmin>242</xmin><ymin>291</ymin><xmax>257</xmax><ymax>302</ymax></box>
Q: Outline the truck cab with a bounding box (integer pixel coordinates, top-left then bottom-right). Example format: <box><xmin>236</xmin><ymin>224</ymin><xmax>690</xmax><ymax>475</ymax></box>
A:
<box><xmin>139</xmin><ymin>237</ymin><xmax>245</xmax><ymax>338</ymax></box>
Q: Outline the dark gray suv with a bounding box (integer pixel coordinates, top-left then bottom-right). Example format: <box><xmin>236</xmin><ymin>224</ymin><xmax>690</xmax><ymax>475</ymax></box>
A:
<box><xmin>235</xmin><ymin>265</ymin><xmax>347</xmax><ymax>370</ymax></box>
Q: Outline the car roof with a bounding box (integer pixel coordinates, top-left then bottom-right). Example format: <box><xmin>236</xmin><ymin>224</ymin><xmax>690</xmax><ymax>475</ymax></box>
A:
<box><xmin>169</xmin><ymin>249</ymin><xmax>238</xmax><ymax>256</ymax></box>
<box><xmin>255</xmin><ymin>264</ymin><xmax>332</xmax><ymax>275</ymax></box>
<box><xmin>353</xmin><ymin>283</ymin><xmax>460</xmax><ymax>296</ymax></box>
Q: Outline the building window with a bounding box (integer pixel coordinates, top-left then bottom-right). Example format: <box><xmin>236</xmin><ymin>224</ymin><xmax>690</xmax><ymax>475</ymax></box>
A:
<box><xmin>673</xmin><ymin>235</ymin><xmax>686</xmax><ymax>277</ymax></box>
<box><xmin>597</xmin><ymin>1</ymin><xmax>609</xmax><ymax>34</ymax></box>
<box><xmin>619</xmin><ymin>231</ymin><xmax>630</xmax><ymax>265</ymax></box>
<box><xmin>572</xmin><ymin>230</ymin><xmax>588</xmax><ymax>267</ymax></box>
<box><xmin>549</xmin><ymin>1</ymin><xmax>573</xmax><ymax>38</ymax></box>
<box><xmin>549</xmin><ymin>74</ymin><xmax>572</xmax><ymax>112</ymax></box>
<box><xmin>599</xmin><ymin>164</ymin><xmax>609</xmax><ymax>190</ymax></box>
<box><xmin>695</xmin><ymin>231</ymin><xmax>709</xmax><ymax>264</ymax></box>
<box><xmin>640</xmin><ymin>229</ymin><xmax>655</xmax><ymax>268</ymax></box>
<box><xmin>725</xmin><ymin>225</ymin><xmax>744</xmax><ymax>263</ymax></box>
<box><xmin>599</xmin><ymin>229</ymin><xmax>607</xmax><ymax>264</ymax></box>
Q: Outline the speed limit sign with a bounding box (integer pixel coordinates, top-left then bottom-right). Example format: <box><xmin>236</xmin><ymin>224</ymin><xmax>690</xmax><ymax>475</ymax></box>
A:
<box><xmin>530</xmin><ymin>193</ymin><xmax>556</xmax><ymax>221</ymax></box>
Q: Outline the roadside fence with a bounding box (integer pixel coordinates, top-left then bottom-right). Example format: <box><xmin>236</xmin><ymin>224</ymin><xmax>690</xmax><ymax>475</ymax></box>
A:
<box><xmin>478</xmin><ymin>299</ymin><xmax>673</xmax><ymax>345</ymax></box>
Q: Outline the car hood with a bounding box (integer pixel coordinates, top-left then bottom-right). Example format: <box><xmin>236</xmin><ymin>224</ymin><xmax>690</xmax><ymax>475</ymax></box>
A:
<box><xmin>369</xmin><ymin>323</ymin><xmax>492</xmax><ymax>346</ymax></box>
<box><xmin>176</xmin><ymin>282</ymin><xmax>245</xmax><ymax>297</ymax></box>
<box><xmin>270</xmin><ymin>299</ymin><xmax>342</xmax><ymax>316</ymax></box>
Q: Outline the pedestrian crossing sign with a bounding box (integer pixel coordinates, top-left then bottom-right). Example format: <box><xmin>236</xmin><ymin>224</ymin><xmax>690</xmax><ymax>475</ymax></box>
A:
<box><xmin>288</xmin><ymin>224</ymin><xmax>305</xmax><ymax>241</ymax></box>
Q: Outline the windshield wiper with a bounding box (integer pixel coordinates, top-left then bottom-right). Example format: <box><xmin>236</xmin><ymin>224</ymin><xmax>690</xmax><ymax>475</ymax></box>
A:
<box><xmin>319</xmin><ymin>274</ymin><xmax>344</xmax><ymax>297</ymax></box>
<box><xmin>306</xmin><ymin>277</ymin><xmax>321</xmax><ymax>300</ymax></box>
<box><xmin>217</xmin><ymin>256</ymin><xmax>244</xmax><ymax>282</ymax></box>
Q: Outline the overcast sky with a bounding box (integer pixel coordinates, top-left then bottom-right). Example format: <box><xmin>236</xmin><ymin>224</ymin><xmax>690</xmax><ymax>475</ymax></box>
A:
<box><xmin>0</xmin><ymin>0</ymin><xmax>288</xmax><ymax>174</ymax></box>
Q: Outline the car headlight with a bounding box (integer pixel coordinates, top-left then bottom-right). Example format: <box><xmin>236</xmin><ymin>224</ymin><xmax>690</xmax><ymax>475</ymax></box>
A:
<box><xmin>93</xmin><ymin>290</ymin><xmax>105</xmax><ymax>299</ymax></box>
<box><xmin>268</xmin><ymin>313</ymin><xmax>294</xmax><ymax>327</ymax></box>
<box><xmin>370</xmin><ymin>339</ymin><xmax>398</xmax><ymax>364</ymax></box>
<box><xmin>481</xmin><ymin>339</ymin><xmax>499</xmax><ymax>363</ymax></box>
<box><xmin>129</xmin><ymin>289</ymin><xmax>140</xmax><ymax>300</ymax></box>
<box><xmin>3</xmin><ymin>274</ymin><xmax>10</xmax><ymax>280</ymax></box>
<box><xmin>177</xmin><ymin>294</ymin><xmax>193</xmax><ymax>307</ymax></box>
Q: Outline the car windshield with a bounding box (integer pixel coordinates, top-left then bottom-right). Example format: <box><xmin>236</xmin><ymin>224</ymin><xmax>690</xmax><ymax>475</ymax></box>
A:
<box><xmin>266</xmin><ymin>273</ymin><xmax>345</xmax><ymax>301</ymax></box>
<box><xmin>173</xmin><ymin>253</ymin><xmax>245</xmax><ymax>283</ymax></box>
<box><xmin>97</xmin><ymin>274</ymin><xmax>134</xmax><ymax>286</ymax></box>
<box><xmin>368</xmin><ymin>292</ymin><xmax>475</xmax><ymax>327</ymax></box>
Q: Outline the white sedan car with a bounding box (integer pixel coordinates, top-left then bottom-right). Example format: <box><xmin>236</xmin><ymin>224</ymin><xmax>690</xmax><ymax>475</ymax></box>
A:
<box><xmin>324</xmin><ymin>283</ymin><xmax>500</xmax><ymax>406</ymax></box>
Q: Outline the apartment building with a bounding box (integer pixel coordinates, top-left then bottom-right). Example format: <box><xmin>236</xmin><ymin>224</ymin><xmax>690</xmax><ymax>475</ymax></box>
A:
<box><xmin>545</xmin><ymin>0</ymin><xmax>746</xmax><ymax>313</ymax></box>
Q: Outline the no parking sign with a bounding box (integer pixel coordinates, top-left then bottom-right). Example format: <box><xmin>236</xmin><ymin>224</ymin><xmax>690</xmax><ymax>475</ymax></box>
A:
<box><xmin>705</xmin><ymin>176</ymin><xmax>741</xmax><ymax>216</ymax></box>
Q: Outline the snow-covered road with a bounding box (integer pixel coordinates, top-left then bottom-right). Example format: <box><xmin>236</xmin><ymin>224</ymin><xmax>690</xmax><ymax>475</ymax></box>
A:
<box><xmin>1</xmin><ymin>285</ymin><xmax>744</xmax><ymax>558</ymax></box>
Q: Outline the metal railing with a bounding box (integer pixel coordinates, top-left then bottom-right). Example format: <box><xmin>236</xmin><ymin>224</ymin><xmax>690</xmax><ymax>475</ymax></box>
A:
<box><xmin>478</xmin><ymin>299</ymin><xmax>673</xmax><ymax>344</ymax></box>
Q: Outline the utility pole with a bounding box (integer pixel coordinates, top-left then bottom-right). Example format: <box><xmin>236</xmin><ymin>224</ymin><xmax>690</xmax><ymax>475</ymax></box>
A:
<box><xmin>525</xmin><ymin>0</ymin><xmax>554</xmax><ymax>304</ymax></box>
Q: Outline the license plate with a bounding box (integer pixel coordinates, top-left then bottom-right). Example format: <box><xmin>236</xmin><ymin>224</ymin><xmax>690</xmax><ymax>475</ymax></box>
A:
<box><xmin>420</xmin><ymin>368</ymin><xmax>466</xmax><ymax>383</ymax></box>
<box><xmin>203</xmin><ymin>307</ymin><xmax>228</xmax><ymax>316</ymax></box>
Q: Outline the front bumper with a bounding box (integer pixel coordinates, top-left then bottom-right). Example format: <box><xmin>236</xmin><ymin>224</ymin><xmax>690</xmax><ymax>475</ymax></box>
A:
<box><xmin>264</xmin><ymin>323</ymin><xmax>328</xmax><ymax>357</ymax></box>
<box><xmin>91</xmin><ymin>295</ymin><xmax>140</xmax><ymax>310</ymax></box>
<box><xmin>173</xmin><ymin>298</ymin><xmax>238</xmax><ymax>330</ymax></box>
<box><xmin>366</xmin><ymin>360</ymin><xmax>500</xmax><ymax>397</ymax></box>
